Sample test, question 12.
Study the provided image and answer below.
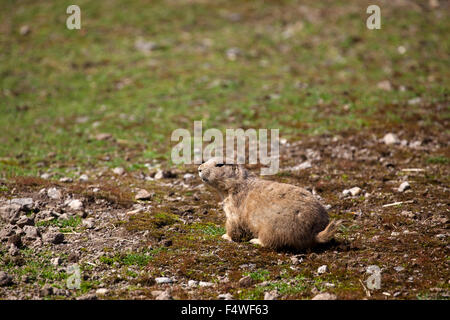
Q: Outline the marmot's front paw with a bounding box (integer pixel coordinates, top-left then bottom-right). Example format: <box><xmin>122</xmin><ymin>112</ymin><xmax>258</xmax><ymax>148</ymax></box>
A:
<box><xmin>222</xmin><ymin>234</ymin><xmax>233</xmax><ymax>241</ymax></box>
<box><xmin>249</xmin><ymin>238</ymin><xmax>263</xmax><ymax>246</ymax></box>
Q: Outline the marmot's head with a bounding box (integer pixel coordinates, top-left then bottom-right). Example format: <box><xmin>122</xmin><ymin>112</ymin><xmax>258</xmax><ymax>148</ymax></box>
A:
<box><xmin>198</xmin><ymin>157</ymin><xmax>250</xmax><ymax>193</ymax></box>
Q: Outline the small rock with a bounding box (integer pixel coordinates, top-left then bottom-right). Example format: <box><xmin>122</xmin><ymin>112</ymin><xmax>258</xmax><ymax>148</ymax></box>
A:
<box><xmin>436</xmin><ymin>234</ymin><xmax>446</xmax><ymax>239</ymax></box>
<box><xmin>0</xmin><ymin>225</ymin><xmax>16</xmax><ymax>239</ymax></box>
<box><xmin>113</xmin><ymin>167</ymin><xmax>125</xmax><ymax>175</ymax></box>
<box><xmin>312</xmin><ymin>292</ymin><xmax>337</xmax><ymax>300</ymax></box>
<box><xmin>226</xmin><ymin>47</ymin><xmax>241</xmax><ymax>60</ymax></box>
<box><xmin>8</xmin><ymin>244</ymin><xmax>19</xmax><ymax>256</ymax></box>
<box><xmin>67</xmin><ymin>252</ymin><xmax>80</xmax><ymax>263</ymax></box>
<box><xmin>383</xmin><ymin>133</ymin><xmax>400</xmax><ymax>145</ymax></box>
<box><xmin>0</xmin><ymin>271</ymin><xmax>13</xmax><ymax>287</ymax></box>
<box><xmin>47</xmin><ymin>188</ymin><xmax>62</xmax><ymax>200</ymax></box>
<box><xmin>290</xmin><ymin>161</ymin><xmax>312</xmax><ymax>171</ymax></box>
<box><xmin>40</xmin><ymin>284</ymin><xmax>54</xmax><ymax>296</ymax></box>
<box><xmin>79</xmin><ymin>174</ymin><xmax>89</xmax><ymax>182</ymax></box>
<box><xmin>154</xmin><ymin>169</ymin><xmax>176</xmax><ymax>180</ymax></box>
<box><xmin>0</xmin><ymin>203</ymin><xmax>22</xmax><ymax>224</ymax></box>
<box><xmin>134</xmin><ymin>38</ymin><xmax>160</xmax><ymax>54</ymax></box>
<box><xmin>67</xmin><ymin>199</ymin><xmax>83</xmax><ymax>211</ymax></box>
<box><xmin>218</xmin><ymin>293</ymin><xmax>233</xmax><ymax>300</ymax></box>
<box><xmin>199</xmin><ymin>281</ymin><xmax>214</xmax><ymax>287</ymax></box>
<box><xmin>398</xmin><ymin>181</ymin><xmax>410</xmax><ymax>193</ymax></box>
<box><xmin>10</xmin><ymin>198</ymin><xmax>33</xmax><ymax>210</ymax></box>
<box><xmin>42</xmin><ymin>228</ymin><xmax>64</xmax><ymax>244</ymax></box>
<box><xmin>82</xmin><ymin>218</ymin><xmax>95</xmax><ymax>229</ymax></box>
<box><xmin>408</xmin><ymin>97</ymin><xmax>422</xmax><ymax>105</ymax></box>
<box><xmin>40</xmin><ymin>173</ymin><xmax>51</xmax><ymax>179</ymax></box>
<box><xmin>95</xmin><ymin>133</ymin><xmax>113</xmax><ymax>141</ymax></box>
<box><xmin>264</xmin><ymin>290</ymin><xmax>279</xmax><ymax>300</ymax></box>
<box><xmin>343</xmin><ymin>187</ymin><xmax>361</xmax><ymax>196</ymax></box>
<box><xmin>155</xmin><ymin>277</ymin><xmax>174</xmax><ymax>284</ymax></box>
<box><xmin>135</xmin><ymin>189</ymin><xmax>152</xmax><ymax>200</ymax></box>
<box><xmin>7</xmin><ymin>234</ymin><xmax>22</xmax><ymax>248</ymax></box>
<box><xmin>377</xmin><ymin>80</ymin><xmax>392</xmax><ymax>91</ymax></box>
<box><xmin>51</xmin><ymin>257</ymin><xmax>61</xmax><ymax>266</ymax></box>
<box><xmin>394</xmin><ymin>266</ymin><xmax>405</xmax><ymax>272</ymax></box>
<box><xmin>160</xmin><ymin>239</ymin><xmax>172</xmax><ymax>247</ymax></box>
<box><xmin>183</xmin><ymin>173</ymin><xmax>195</xmax><ymax>180</ymax></box>
<box><xmin>96</xmin><ymin>288</ymin><xmax>109</xmax><ymax>296</ymax></box>
<box><xmin>19</xmin><ymin>25</ymin><xmax>31</xmax><ymax>35</ymax></box>
<box><xmin>238</xmin><ymin>275</ymin><xmax>254</xmax><ymax>287</ymax></box>
<box><xmin>59</xmin><ymin>177</ymin><xmax>73</xmax><ymax>183</ymax></box>
<box><xmin>16</xmin><ymin>215</ymin><xmax>34</xmax><ymax>228</ymax></box>
<box><xmin>23</xmin><ymin>225</ymin><xmax>39</xmax><ymax>240</ymax></box>
<box><xmin>187</xmin><ymin>280</ymin><xmax>198</xmax><ymax>287</ymax></box>
<box><xmin>155</xmin><ymin>290</ymin><xmax>172</xmax><ymax>300</ymax></box>
<box><xmin>317</xmin><ymin>265</ymin><xmax>328</xmax><ymax>274</ymax></box>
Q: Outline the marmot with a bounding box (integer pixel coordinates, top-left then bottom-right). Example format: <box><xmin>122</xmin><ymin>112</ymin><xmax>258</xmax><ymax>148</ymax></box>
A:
<box><xmin>198</xmin><ymin>157</ymin><xmax>341</xmax><ymax>250</ymax></box>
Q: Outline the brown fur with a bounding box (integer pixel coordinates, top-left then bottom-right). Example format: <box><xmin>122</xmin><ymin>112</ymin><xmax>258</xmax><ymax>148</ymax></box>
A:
<box><xmin>198</xmin><ymin>157</ymin><xmax>341</xmax><ymax>250</ymax></box>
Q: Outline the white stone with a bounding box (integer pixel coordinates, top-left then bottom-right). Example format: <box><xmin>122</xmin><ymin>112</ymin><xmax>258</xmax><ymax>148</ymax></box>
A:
<box><xmin>199</xmin><ymin>281</ymin><xmax>214</xmax><ymax>287</ymax></box>
<box><xmin>383</xmin><ymin>133</ymin><xmax>400</xmax><ymax>145</ymax></box>
<box><xmin>47</xmin><ymin>188</ymin><xmax>62</xmax><ymax>200</ymax></box>
<box><xmin>312</xmin><ymin>292</ymin><xmax>337</xmax><ymax>300</ymax></box>
<box><xmin>155</xmin><ymin>277</ymin><xmax>174</xmax><ymax>284</ymax></box>
<box><xmin>68</xmin><ymin>199</ymin><xmax>83</xmax><ymax>211</ymax></box>
<box><xmin>187</xmin><ymin>280</ymin><xmax>198</xmax><ymax>287</ymax></box>
<box><xmin>96</xmin><ymin>288</ymin><xmax>109</xmax><ymax>295</ymax></box>
<box><xmin>317</xmin><ymin>265</ymin><xmax>328</xmax><ymax>274</ymax></box>
<box><xmin>398</xmin><ymin>181</ymin><xmax>410</xmax><ymax>192</ymax></box>
<box><xmin>112</xmin><ymin>167</ymin><xmax>125</xmax><ymax>175</ymax></box>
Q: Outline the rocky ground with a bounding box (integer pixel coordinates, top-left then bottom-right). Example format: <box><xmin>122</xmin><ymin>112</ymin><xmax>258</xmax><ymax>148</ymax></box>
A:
<box><xmin>0</xmin><ymin>124</ymin><xmax>448</xmax><ymax>300</ymax></box>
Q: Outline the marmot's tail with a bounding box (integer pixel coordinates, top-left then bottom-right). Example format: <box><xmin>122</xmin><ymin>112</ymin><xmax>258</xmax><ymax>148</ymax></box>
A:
<box><xmin>315</xmin><ymin>220</ymin><xmax>343</xmax><ymax>243</ymax></box>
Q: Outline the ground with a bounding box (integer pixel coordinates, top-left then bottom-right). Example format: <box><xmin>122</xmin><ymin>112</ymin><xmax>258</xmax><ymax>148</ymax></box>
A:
<box><xmin>0</xmin><ymin>0</ymin><xmax>449</xmax><ymax>300</ymax></box>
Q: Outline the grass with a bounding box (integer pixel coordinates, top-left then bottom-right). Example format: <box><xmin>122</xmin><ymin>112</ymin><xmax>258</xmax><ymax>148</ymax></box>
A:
<box><xmin>1</xmin><ymin>0</ymin><xmax>449</xmax><ymax>178</ymax></box>
<box><xmin>36</xmin><ymin>216</ymin><xmax>82</xmax><ymax>233</ymax></box>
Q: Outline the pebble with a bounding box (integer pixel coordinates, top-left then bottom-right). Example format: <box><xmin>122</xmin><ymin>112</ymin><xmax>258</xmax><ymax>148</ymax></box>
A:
<box><xmin>383</xmin><ymin>133</ymin><xmax>400</xmax><ymax>145</ymax></box>
<box><xmin>47</xmin><ymin>188</ymin><xmax>62</xmax><ymax>200</ymax></box>
<box><xmin>199</xmin><ymin>281</ymin><xmax>214</xmax><ymax>287</ymax></box>
<box><xmin>398</xmin><ymin>181</ymin><xmax>410</xmax><ymax>193</ymax></box>
<box><xmin>23</xmin><ymin>225</ymin><xmax>39</xmax><ymax>240</ymax></box>
<box><xmin>79</xmin><ymin>174</ymin><xmax>89</xmax><ymax>182</ymax></box>
<box><xmin>187</xmin><ymin>280</ymin><xmax>198</xmax><ymax>287</ymax></box>
<box><xmin>343</xmin><ymin>187</ymin><xmax>361</xmax><ymax>196</ymax></box>
<box><xmin>264</xmin><ymin>290</ymin><xmax>279</xmax><ymax>300</ymax></box>
<box><xmin>155</xmin><ymin>277</ymin><xmax>174</xmax><ymax>284</ymax></box>
<box><xmin>10</xmin><ymin>198</ymin><xmax>33</xmax><ymax>210</ymax></box>
<box><xmin>218</xmin><ymin>293</ymin><xmax>233</xmax><ymax>300</ymax></box>
<box><xmin>317</xmin><ymin>265</ymin><xmax>328</xmax><ymax>274</ymax></box>
<box><xmin>238</xmin><ymin>275</ymin><xmax>254</xmax><ymax>287</ymax></box>
<box><xmin>183</xmin><ymin>173</ymin><xmax>195</xmax><ymax>180</ymax></box>
<box><xmin>67</xmin><ymin>199</ymin><xmax>83</xmax><ymax>211</ymax></box>
<box><xmin>96</xmin><ymin>288</ymin><xmax>109</xmax><ymax>295</ymax></box>
<box><xmin>51</xmin><ymin>257</ymin><xmax>61</xmax><ymax>266</ymax></box>
<box><xmin>135</xmin><ymin>189</ymin><xmax>152</xmax><ymax>200</ymax></box>
<box><xmin>312</xmin><ymin>292</ymin><xmax>337</xmax><ymax>300</ymax></box>
<box><xmin>42</xmin><ymin>228</ymin><xmax>64</xmax><ymax>244</ymax></box>
<box><xmin>82</xmin><ymin>218</ymin><xmax>95</xmax><ymax>229</ymax></box>
<box><xmin>113</xmin><ymin>167</ymin><xmax>125</xmax><ymax>175</ymax></box>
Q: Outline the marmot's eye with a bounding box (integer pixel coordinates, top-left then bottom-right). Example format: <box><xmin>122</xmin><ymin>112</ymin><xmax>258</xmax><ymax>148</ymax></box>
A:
<box><xmin>215</xmin><ymin>163</ymin><xmax>225</xmax><ymax>167</ymax></box>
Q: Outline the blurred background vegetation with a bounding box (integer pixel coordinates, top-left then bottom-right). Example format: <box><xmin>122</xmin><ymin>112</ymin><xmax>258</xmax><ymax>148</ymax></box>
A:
<box><xmin>0</xmin><ymin>0</ymin><xmax>448</xmax><ymax>177</ymax></box>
